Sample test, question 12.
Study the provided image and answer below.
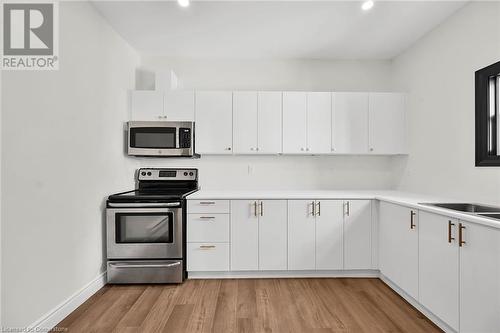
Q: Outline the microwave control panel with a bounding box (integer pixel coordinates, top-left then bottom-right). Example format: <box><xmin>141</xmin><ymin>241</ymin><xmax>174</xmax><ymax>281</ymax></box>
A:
<box><xmin>179</xmin><ymin>128</ymin><xmax>191</xmax><ymax>148</ymax></box>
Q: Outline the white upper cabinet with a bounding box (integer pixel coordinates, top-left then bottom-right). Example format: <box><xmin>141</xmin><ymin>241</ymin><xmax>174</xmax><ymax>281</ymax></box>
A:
<box><xmin>332</xmin><ymin>93</ymin><xmax>369</xmax><ymax>154</ymax></box>
<box><xmin>130</xmin><ymin>91</ymin><xmax>164</xmax><ymax>121</ymax></box>
<box><xmin>344</xmin><ymin>200</ymin><xmax>372</xmax><ymax>269</ymax></box>
<box><xmin>131</xmin><ymin>90</ymin><xmax>194</xmax><ymax>121</ymax></box>
<box><xmin>164</xmin><ymin>90</ymin><xmax>195</xmax><ymax>121</ymax></box>
<box><xmin>195</xmin><ymin>91</ymin><xmax>233</xmax><ymax>154</ymax></box>
<box><xmin>257</xmin><ymin>92</ymin><xmax>282</xmax><ymax>154</ymax></box>
<box><xmin>283</xmin><ymin>92</ymin><xmax>331</xmax><ymax>154</ymax></box>
<box><xmin>315</xmin><ymin>200</ymin><xmax>344</xmax><ymax>270</ymax></box>
<box><xmin>283</xmin><ymin>92</ymin><xmax>307</xmax><ymax>154</ymax></box>
<box><xmin>368</xmin><ymin>93</ymin><xmax>407</xmax><ymax>154</ymax></box>
<box><xmin>307</xmin><ymin>92</ymin><xmax>332</xmax><ymax>154</ymax></box>
<box><xmin>460</xmin><ymin>222</ymin><xmax>500</xmax><ymax>332</ymax></box>
<box><xmin>233</xmin><ymin>92</ymin><xmax>258</xmax><ymax>154</ymax></box>
<box><xmin>233</xmin><ymin>91</ymin><xmax>282</xmax><ymax>154</ymax></box>
<box><xmin>379</xmin><ymin>202</ymin><xmax>419</xmax><ymax>300</ymax></box>
<box><xmin>419</xmin><ymin>211</ymin><xmax>459</xmax><ymax>331</ymax></box>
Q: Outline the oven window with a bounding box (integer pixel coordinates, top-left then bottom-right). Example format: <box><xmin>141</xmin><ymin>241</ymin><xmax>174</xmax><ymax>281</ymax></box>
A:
<box><xmin>130</xmin><ymin>127</ymin><xmax>176</xmax><ymax>149</ymax></box>
<box><xmin>115</xmin><ymin>213</ymin><xmax>173</xmax><ymax>243</ymax></box>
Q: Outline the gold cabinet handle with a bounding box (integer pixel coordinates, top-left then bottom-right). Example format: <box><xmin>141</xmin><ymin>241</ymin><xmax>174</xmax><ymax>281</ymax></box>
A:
<box><xmin>448</xmin><ymin>220</ymin><xmax>455</xmax><ymax>243</ymax></box>
<box><xmin>199</xmin><ymin>201</ymin><xmax>215</xmax><ymax>205</ymax></box>
<box><xmin>253</xmin><ymin>201</ymin><xmax>258</xmax><ymax>217</ymax></box>
<box><xmin>199</xmin><ymin>216</ymin><xmax>215</xmax><ymax>220</ymax></box>
<box><xmin>410</xmin><ymin>210</ymin><xmax>416</xmax><ymax>229</ymax></box>
<box><xmin>459</xmin><ymin>223</ymin><xmax>466</xmax><ymax>247</ymax></box>
<box><xmin>199</xmin><ymin>245</ymin><xmax>216</xmax><ymax>249</ymax></box>
<box><xmin>260</xmin><ymin>201</ymin><xmax>263</xmax><ymax>216</ymax></box>
<box><xmin>316</xmin><ymin>201</ymin><xmax>321</xmax><ymax>216</ymax></box>
<box><xmin>345</xmin><ymin>201</ymin><xmax>350</xmax><ymax>217</ymax></box>
<box><xmin>311</xmin><ymin>201</ymin><xmax>316</xmax><ymax>216</ymax></box>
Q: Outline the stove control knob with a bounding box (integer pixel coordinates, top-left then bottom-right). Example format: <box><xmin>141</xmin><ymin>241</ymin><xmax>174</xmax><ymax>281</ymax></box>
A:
<box><xmin>189</xmin><ymin>172</ymin><xmax>194</xmax><ymax>176</ymax></box>
<box><xmin>183</xmin><ymin>172</ymin><xmax>188</xmax><ymax>176</ymax></box>
<box><xmin>141</xmin><ymin>172</ymin><xmax>146</xmax><ymax>176</ymax></box>
<box><xmin>147</xmin><ymin>172</ymin><xmax>152</xmax><ymax>176</ymax></box>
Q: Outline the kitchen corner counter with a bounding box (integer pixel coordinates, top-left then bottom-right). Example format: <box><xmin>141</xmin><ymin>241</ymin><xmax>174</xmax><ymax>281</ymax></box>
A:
<box><xmin>187</xmin><ymin>189</ymin><xmax>500</xmax><ymax>229</ymax></box>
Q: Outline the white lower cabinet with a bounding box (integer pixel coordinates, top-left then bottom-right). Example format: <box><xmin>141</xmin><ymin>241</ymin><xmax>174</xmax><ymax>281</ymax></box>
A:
<box><xmin>230</xmin><ymin>200</ymin><xmax>259</xmax><ymax>271</ymax></box>
<box><xmin>379</xmin><ymin>202</ymin><xmax>418</xmax><ymax>299</ymax></box>
<box><xmin>459</xmin><ymin>221</ymin><xmax>500</xmax><ymax>332</ymax></box>
<box><xmin>258</xmin><ymin>200</ymin><xmax>288</xmax><ymax>270</ymax></box>
<box><xmin>187</xmin><ymin>243</ymin><xmax>229</xmax><ymax>272</ymax></box>
<box><xmin>419</xmin><ymin>211</ymin><xmax>459</xmax><ymax>331</ymax></box>
<box><xmin>343</xmin><ymin>200</ymin><xmax>372</xmax><ymax>269</ymax></box>
<box><xmin>315</xmin><ymin>200</ymin><xmax>344</xmax><ymax>270</ymax></box>
<box><xmin>288</xmin><ymin>200</ymin><xmax>362</xmax><ymax>270</ymax></box>
<box><xmin>231</xmin><ymin>200</ymin><xmax>287</xmax><ymax>271</ymax></box>
<box><xmin>288</xmin><ymin>200</ymin><xmax>316</xmax><ymax>270</ymax></box>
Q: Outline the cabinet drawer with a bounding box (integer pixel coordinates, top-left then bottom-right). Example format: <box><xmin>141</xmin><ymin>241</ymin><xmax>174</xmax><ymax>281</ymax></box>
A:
<box><xmin>188</xmin><ymin>200</ymin><xmax>230</xmax><ymax>214</ymax></box>
<box><xmin>187</xmin><ymin>243</ymin><xmax>229</xmax><ymax>271</ymax></box>
<box><xmin>187</xmin><ymin>214</ymin><xmax>230</xmax><ymax>242</ymax></box>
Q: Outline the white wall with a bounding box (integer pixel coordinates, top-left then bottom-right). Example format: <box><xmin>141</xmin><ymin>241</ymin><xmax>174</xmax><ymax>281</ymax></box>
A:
<box><xmin>1</xmin><ymin>2</ymin><xmax>139</xmax><ymax>327</ymax></box>
<box><xmin>138</xmin><ymin>57</ymin><xmax>403</xmax><ymax>190</ymax></box>
<box><xmin>392</xmin><ymin>2</ymin><xmax>500</xmax><ymax>205</ymax></box>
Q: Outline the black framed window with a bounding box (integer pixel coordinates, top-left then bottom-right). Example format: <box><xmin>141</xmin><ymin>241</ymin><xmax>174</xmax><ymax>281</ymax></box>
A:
<box><xmin>476</xmin><ymin>60</ymin><xmax>500</xmax><ymax>166</ymax></box>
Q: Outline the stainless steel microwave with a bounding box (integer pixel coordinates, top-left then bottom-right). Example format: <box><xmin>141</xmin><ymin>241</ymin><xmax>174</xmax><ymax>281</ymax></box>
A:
<box><xmin>127</xmin><ymin>121</ymin><xmax>195</xmax><ymax>157</ymax></box>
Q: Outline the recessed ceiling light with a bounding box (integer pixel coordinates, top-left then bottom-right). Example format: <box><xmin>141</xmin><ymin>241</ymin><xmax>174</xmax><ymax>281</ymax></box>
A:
<box><xmin>361</xmin><ymin>0</ymin><xmax>374</xmax><ymax>11</ymax></box>
<box><xmin>178</xmin><ymin>0</ymin><xmax>190</xmax><ymax>8</ymax></box>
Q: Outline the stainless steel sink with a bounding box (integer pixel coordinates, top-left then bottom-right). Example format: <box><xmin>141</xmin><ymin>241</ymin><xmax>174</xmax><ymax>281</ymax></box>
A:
<box><xmin>419</xmin><ymin>203</ymin><xmax>500</xmax><ymax>213</ymax></box>
<box><xmin>476</xmin><ymin>213</ymin><xmax>500</xmax><ymax>220</ymax></box>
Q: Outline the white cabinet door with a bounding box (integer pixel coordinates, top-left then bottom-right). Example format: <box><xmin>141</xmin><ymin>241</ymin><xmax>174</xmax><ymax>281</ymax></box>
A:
<box><xmin>259</xmin><ymin>200</ymin><xmax>288</xmax><ymax>270</ymax></box>
<box><xmin>164</xmin><ymin>90</ymin><xmax>195</xmax><ymax>121</ymax></box>
<box><xmin>332</xmin><ymin>92</ymin><xmax>369</xmax><ymax>154</ymax></box>
<box><xmin>258</xmin><ymin>92</ymin><xmax>282</xmax><ymax>154</ymax></box>
<box><xmin>288</xmin><ymin>200</ymin><xmax>316</xmax><ymax>270</ymax></box>
<box><xmin>315</xmin><ymin>200</ymin><xmax>343</xmax><ymax>270</ymax></box>
<box><xmin>368</xmin><ymin>93</ymin><xmax>406</xmax><ymax>154</ymax></box>
<box><xmin>344</xmin><ymin>200</ymin><xmax>372</xmax><ymax>269</ymax></box>
<box><xmin>130</xmin><ymin>91</ymin><xmax>164</xmax><ymax>121</ymax></box>
<box><xmin>233</xmin><ymin>92</ymin><xmax>258</xmax><ymax>154</ymax></box>
<box><xmin>283</xmin><ymin>92</ymin><xmax>307</xmax><ymax>154</ymax></box>
<box><xmin>419</xmin><ymin>211</ymin><xmax>459</xmax><ymax>331</ymax></box>
<box><xmin>230</xmin><ymin>200</ymin><xmax>259</xmax><ymax>271</ymax></box>
<box><xmin>460</xmin><ymin>222</ymin><xmax>500</xmax><ymax>333</ymax></box>
<box><xmin>379</xmin><ymin>202</ymin><xmax>418</xmax><ymax>299</ymax></box>
<box><xmin>307</xmin><ymin>92</ymin><xmax>332</xmax><ymax>154</ymax></box>
<box><xmin>195</xmin><ymin>91</ymin><xmax>233</xmax><ymax>154</ymax></box>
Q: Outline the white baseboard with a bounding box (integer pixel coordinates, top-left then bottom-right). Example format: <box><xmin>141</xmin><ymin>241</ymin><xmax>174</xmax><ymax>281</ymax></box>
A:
<box><xmin>27</xmin><ymin>272</ymin><xmax>107</xmax><ymax>331</ymax></box>
<box><xmin>188</xmin><ymin>269</ymin><xmax>380</xmax><ymax>279</ymax></box>
<box><xmin>379</xmin><ymin>274</ymin><xmax>456</xmax><ymax>333</ymax></box>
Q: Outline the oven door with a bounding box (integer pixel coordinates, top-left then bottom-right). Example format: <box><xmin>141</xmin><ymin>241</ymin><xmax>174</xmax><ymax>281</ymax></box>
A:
<box><xmin>106</xmin><ymin>206</ymin><xmax>182</xmax><ymax>259</ymax></box>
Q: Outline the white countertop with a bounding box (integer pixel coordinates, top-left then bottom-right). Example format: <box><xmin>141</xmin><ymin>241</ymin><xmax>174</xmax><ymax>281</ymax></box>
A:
<box><xmin>187</xmin><ymin>189</ymin><xmax>500</xmax><ymax>229</ymax></box>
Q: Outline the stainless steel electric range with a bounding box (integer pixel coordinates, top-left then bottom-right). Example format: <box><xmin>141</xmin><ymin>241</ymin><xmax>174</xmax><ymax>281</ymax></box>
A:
<box><xmin>106</xmin><ymin>168</ymin><xmax>198</xmax><ymax>284</ymax></box>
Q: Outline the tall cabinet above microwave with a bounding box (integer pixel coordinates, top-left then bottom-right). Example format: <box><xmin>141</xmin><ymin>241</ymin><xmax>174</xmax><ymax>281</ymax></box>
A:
<box><xmin>127</xmin><ymin>121</ymin><xmax>195</xmax><ymax>157</ymax></box>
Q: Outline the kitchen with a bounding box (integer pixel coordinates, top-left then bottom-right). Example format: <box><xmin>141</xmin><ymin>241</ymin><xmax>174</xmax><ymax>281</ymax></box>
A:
<box><xmin>1</xmin><ymin>1</ymin><xmax>500</xmax><ymax>332</ymax></box>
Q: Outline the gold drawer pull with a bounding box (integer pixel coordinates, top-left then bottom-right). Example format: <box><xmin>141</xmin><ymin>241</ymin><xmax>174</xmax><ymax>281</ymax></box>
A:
<box><xmin>199</xmin><ymin>245</ymin><xmax>216</xmax><ymax>249</ymax></box>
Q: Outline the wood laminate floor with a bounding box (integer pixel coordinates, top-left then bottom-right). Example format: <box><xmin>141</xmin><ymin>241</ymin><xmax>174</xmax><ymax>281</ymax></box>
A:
<box><xmin>55</xmin><ymin>278</ymin><xmax>441</xmax><ymax>333</ymax></box>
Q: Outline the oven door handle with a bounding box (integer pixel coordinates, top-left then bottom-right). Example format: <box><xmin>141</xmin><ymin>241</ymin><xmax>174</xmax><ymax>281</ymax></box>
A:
<box><xmin>109</xmin><ymin>262</ymin><xmax>181</xmax><ymax>269</ymax></box>
<box><xmin>107</xmin><ymin>202</ymin><xmax>181</xmax><ymax>208</ymax></box>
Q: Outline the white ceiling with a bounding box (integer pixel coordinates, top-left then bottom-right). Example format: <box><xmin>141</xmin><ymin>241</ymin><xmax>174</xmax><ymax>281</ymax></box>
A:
<box><xmin>93</xmin><ymin>1</ymin><xmax>466</xmax><ymax>60</ymax></box>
